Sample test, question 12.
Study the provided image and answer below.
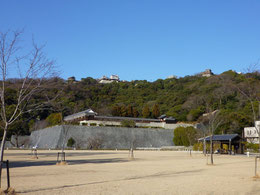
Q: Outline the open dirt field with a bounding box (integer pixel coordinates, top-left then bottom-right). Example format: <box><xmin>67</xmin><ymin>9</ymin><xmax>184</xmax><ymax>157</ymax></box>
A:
<box><xmin>1</xmin><ymin>150</ymin><xmax>260</xmax><ymax>194</ymax></box>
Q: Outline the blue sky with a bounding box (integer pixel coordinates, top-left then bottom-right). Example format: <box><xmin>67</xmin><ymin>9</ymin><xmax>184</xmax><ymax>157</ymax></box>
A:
<box><xmin>1</xmin><ymin>0</ymin><xmax>260</xmax><ymax>81</ymax></box>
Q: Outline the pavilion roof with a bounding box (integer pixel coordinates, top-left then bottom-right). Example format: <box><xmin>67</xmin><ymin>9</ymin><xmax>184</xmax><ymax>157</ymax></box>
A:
<box><xmin>198</xmin><ymin>134</ymin><xmax>240</xmax><ymax>142</ymax></box>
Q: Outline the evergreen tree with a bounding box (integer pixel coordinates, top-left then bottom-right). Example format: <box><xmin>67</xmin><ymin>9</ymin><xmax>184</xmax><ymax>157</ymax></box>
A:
<box><xmin>142</xmin><ymin>105</ymin><xmax>150</xmax><ymax>118</ymax></box>
<box><xmin>126</xmin><ymin>105</ymin><xmax>133</xmax><ymax>117</ymax></box>
<box><xmin>133</xmin><ymin>107</ymin><xmax>139</xmax><ymax>118</ymax></box>
<box><xmin>152</xmin><ymin>104</ymin><xmax>160</xmax><ymax>118</ymax></box>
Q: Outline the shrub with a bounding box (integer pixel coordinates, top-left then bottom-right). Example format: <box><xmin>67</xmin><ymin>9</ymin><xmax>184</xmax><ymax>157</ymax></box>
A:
<box><xmin>105</xmin><ymin>124</ymin><xmax>117</xmax><ymax>127</ymax></box>
<box><xmin>245</xmin><ymin>142</ymin><xmax>259</xmax><ymax>152</ymax></box>
<box><xmin>67</xmin><ymin>137</ymin><xmax>76</xmax><ymax>147</ymax></box>
<box><xmin>193</xmin><ymin>142</ymin><xmax>221</xmax><ymax>152</ymax></box>
<box><xmin>90</xmin><ymin>123</ymin><xmax>97</xmax><ymax>126</ymax></box>
<box><xmin>193</xmin><ymin>142</ymin><xmax>203</xmax><ymax>151</ymax></box>
<box><xmin>121</xmin><ymin>119</ymin><xmax>136</xmax><ymax>128</ymax></box>
<box><xmin>173</xmin><ymin>126</ymin><xmax>198</xmax><ymax>146</ymax></box>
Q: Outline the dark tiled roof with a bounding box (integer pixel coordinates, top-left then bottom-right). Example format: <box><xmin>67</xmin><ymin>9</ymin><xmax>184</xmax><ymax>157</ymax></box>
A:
<box><xmin>165</xmin><ymin>117</ymin><xmax>176</xmax><ymax>121</ymax></box>
<box><xmin>158</xmin><ymin>114</ymin><xmax>167</xmax><ymax>119</ymax></box>
<box><xmin>64</xmin><ymin>109</ymin><xmax>96</xmax><ymax>121</ymax></box>
<box><xmin>198</xmin><ymin>134</ymin><xmax>240</xmax><ymax>141</ymax></box>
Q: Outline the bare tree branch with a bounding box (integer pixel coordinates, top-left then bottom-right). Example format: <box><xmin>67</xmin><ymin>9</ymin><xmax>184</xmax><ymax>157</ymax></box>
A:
<box><xmin>0</xmin><ymin>30</ymin><xmax>57</xmax><ymax>186</ymax></box>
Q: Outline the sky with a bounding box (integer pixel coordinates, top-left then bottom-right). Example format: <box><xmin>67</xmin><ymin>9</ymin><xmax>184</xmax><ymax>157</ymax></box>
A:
<box><xmin>1</xmin><ymin>0</ymin><xmax>260</xmax><ymax>81</ymax></box>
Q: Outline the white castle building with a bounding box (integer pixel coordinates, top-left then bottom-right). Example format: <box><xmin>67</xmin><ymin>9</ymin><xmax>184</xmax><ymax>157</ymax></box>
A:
<box><xmin>98</xmin><ymin>75</ymin><xmax>120</xmax><ymax>84</ymax></box>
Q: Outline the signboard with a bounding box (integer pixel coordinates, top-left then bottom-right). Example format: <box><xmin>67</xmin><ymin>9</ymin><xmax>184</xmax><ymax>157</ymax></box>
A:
<box><xmin>244</xmin><ymin>121</ymin><xmax>260</xmax><ymax>143</ymax></box>
<box><xmin>244</xmin><ymin>127</ymin><xmax>258</xmax><ymax>138</ymax></box>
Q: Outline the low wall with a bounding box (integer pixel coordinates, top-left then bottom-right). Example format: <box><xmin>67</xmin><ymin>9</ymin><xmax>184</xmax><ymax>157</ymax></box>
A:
<box><xmin>80</xmin><ymin>120</ymin><xmax>194</xmax><ymax>129</ymax></box>
<box><xmin>29</xmin><ymin>125</ymin><xmax>174</xmax><ymax>149</ymax></box>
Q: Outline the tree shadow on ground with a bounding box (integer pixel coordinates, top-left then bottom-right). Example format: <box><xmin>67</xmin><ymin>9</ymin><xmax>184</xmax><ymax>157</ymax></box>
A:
<box><xmin>216</xmin><ymin>159</ymin><xmax>252</xmax><ymax>166</ymax></box>
<box><xmin>4</xmin><ymin>151</ymin><xmax>120</xmax><ymax>157</ymax></box>
<box><xmin>16</xmin><ymin>169</ymin><xmax>204</xmax><ymax>194</ymax></box>
<box><xmin>9</xmin><ymin>158</ymin><xmax>129</xmax><ymax>168</ymax></box>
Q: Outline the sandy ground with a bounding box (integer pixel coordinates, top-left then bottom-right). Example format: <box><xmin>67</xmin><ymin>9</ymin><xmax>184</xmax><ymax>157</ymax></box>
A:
<box><xmin>1</xmin><ymin>150</ymin><xmax>260</xmax><ymax>195</ymax></box>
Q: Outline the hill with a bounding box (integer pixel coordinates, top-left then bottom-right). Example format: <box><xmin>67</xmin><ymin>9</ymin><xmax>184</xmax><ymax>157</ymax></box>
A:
<box><xmin>3</xmin><ymin>70</ymin><xmax>260</xmax><ymax>138</ymax></box>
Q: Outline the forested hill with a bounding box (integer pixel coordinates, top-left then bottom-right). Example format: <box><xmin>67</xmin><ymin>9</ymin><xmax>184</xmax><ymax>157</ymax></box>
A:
<box><xmin>4</xmin><ymin>70</ymin><xmax>260</xmax><ymax>137</ymax></box>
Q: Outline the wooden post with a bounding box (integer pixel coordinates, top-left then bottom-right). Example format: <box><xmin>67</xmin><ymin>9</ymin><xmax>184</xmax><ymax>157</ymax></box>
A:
<box><xmin>57</xmin><ymin>152</ymin><xmax>66</xmax><ymax>162</ymax></box>
<box><xmin>203</xmin><ymin>138</ymin><xmax>206</xmax><ymax>156</ymax></box>
<box><xmin>0</xmin><ymin>160</ymin><xmax>10</xmax><ymax>189</ymax></box>
<box><xmin>255</xmin><ymin>156</ymin><xmax>258</xmax><ymax>177</ymax></box>
<box><xmin>229</xmin><ymin>139</ymin><xmax>232</xmax><ymax>155</ymax></box>
<box><xmin>6</xmin><ymin>160</ymin><xmax>10</xmax><ymax>189</ymax></box>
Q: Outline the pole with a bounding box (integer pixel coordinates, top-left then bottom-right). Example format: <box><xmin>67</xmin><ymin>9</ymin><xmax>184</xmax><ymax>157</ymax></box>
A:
<box><xmin>203</xmin><ymin>138</ymin><xmax>206</xmax><ymax>156</ymax></box>
<box><xmin>229</xmin><ymin>139</ymin><xmax>231</xmax><ymax>155</ymax></box>
<box><xmin>6</xmin><ymin>160</ymin><xmax>10</xmax><ymax>188</ymax></box>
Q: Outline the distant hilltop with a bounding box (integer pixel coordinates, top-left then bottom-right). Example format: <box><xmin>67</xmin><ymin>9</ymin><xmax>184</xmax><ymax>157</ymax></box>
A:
<box><xmin>167</xmin><ymin>69</ymin><xmax>215</xmax><ymax>79</ymax></box>
<box><xmin>67</xmin><ymin>69</ymin><xmax>243</xmax><ymax>83</ymax></box>
<box><xmin>67</xmin><ymin>74</ymin><xmax>127</xmax><ymax>84</ymax></box>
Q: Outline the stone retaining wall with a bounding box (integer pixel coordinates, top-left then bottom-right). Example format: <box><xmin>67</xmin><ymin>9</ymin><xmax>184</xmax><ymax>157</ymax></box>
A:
<box><xmin>29</xmin><ymin>125</ymin><xmax>174</xmax><ymax>149</ymax></box>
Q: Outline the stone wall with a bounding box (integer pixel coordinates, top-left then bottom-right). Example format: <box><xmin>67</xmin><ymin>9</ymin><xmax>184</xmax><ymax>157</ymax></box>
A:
<box><xmin>29</xmin><ymin>125</ymin><xmax>63</xmax><ymax>149</ymax></box>
<box><xmin>11</xmin><ymin>135</ymin><xmax>30</xmax><ymax>147</ymax></box>
<box><xmin>29</xmin><ymin>125</ymin><xmax>174</xmax><ymax>149</ymax></box>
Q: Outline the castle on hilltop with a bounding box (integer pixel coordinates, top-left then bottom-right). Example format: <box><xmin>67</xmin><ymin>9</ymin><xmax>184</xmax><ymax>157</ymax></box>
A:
<box><xmin>98</xmin><ymin>75</ymin><xmax>120</xmax><ymax>84</ymax></box>
<box><xmin>200</xmin><ymin>69</ymin><xmax>214</xmax><ymax>77</ymax></box>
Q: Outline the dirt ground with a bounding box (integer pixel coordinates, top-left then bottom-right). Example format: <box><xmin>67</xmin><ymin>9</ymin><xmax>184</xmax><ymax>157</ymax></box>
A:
<box><xmin>1</xmin><ymin>150</ymin><xmax>260</xmax><ymax>194</ymax></box>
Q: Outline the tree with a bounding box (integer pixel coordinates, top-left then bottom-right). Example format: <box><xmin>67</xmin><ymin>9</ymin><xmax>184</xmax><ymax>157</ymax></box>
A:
<box><xmin>111</xmin><ymin>105</ymin><xmax>121</xmax><ymax>116</ymax></box>
<box><xmin>126</xmin><ymin>105</ymin><xmax>133</xmax><ymax>117</ymax></box>
<box><xmin>9</xmin><ymin>117</ymin><xmax>30</xmax><ymax>147</ymax></box>
<box><xmin>235</xmin><ymin>67</ymin><xmax>260</xmax><ymax>152</ymax></box>
<box><xmin>142</xmin><ymin>105</ymin><xmax>150</xmax><ymax>118</ymax></box>
<box><xmin>46</xmin><ymin>113</ymin><xmax>62</xmax><ymax>126</ymax></box>
<box><xmin>67</xmin><ymin>137</ymin><xmax>75</xmax><ymax>147</ymax></box>
<box><xmin>152</xmin><ymin>104</ymin><xmax>160</xmax><ymax>118</ymax></box>
<box><xmin>200</xmin><ymin>110</ymin><xmax>222</xmax><ymax>165</ymax></box>
<box><xmin>132</xmin><ymin>107</ymin><xmax>139</xmax><ymax>117</ymax></box>
<box><xmin>0</xmin><ymin>30</ymin><xmax>55</xmax><ymax>185</ymax></box>
<box><xmin>120</xmin><ymin>105</ymin><xmax>127</xmax><ymax>117</ymax></box>
<box><xmin>185</xmin><ymin>126</ymin><xmax>198</xmax><ymax>146</ymax></box>
<box><xmin>87</xmin><ymin>134</ymin><xmax>104</xmax><ymax>149</ymax></box>
<box><xmin>173</xmin><ymin>127</ymin><xmax>185</xmax><ymax>146</ymax></box>
<box><xmin>60</xmin><ymin>125</ymin><xmax>70</xmax><ymax>153</ymax></box>
<box><xmin>173</xmin><ymin>126</ymin><xmax>198</xmax><ymax>147</ymax></box>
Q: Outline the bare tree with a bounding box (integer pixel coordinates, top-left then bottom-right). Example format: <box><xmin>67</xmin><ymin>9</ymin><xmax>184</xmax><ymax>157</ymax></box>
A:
<box><xmin>201</xmin><ymin>110</ymin><xmax>222</xmax><ymax>165</ymax></box>
<box><xmin>0</xmin><ymin>30</ymin><xmax>55</xmax><ymax>185</ymax></box>
<box><xmin>185</xmin><ymin>126</ymin><xmax>198</xmax><ymax>156</ymax></box>
<box><xmin>87</xmin><ymin>133</ymin><xmax>104</xmax><ymax>150</ymax></box>
<box><xmin>129</xmin><ymin>129</ymin><xmax>138</xmax><ymax>160</ymax></box>
<box><xmin>235</xmin><ymin>67</ymin><xmax>260</xmax><ymax>152</ymax></box>
<box><xmin>61</xmin><ymin>125</ymin><xmax>70</xmax><ymax>152</ymax></box>
<box><xmin>196</xmin><ymin>123</ymin><xmax>207</xmax><ymax>156</ymax></box>
<box><xmin>56</xmin><ymin>125</ymin><xmax>72</xmax><ymax>165</ymax></box>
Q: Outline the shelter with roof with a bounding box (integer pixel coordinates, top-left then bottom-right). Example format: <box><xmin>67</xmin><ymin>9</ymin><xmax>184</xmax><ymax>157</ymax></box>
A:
<box><xmin>198</xmin><ymin>134</ymin><xmax>244</xmax><ymax>154</ymax></box>
<box><xmin>63</xmin><ymin>109</ymin><xmax>182</xmax><ymax>129</ymax></box>
<box><xmin>158</xmin><ymin>115</ymin><xmax>177</xmax><ymax>123</ymax></box>
<box><xmin>64</xmin><ymin>109</ymin><xmax>97</xmax><ymax>122</ymax></box>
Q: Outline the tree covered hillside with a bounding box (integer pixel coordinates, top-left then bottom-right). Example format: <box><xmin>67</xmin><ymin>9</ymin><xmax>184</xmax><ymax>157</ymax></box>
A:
<box><xmin>3</xmin><ymin>70</ymin><xmax>260</xmax><ymax>138</ymax></box>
